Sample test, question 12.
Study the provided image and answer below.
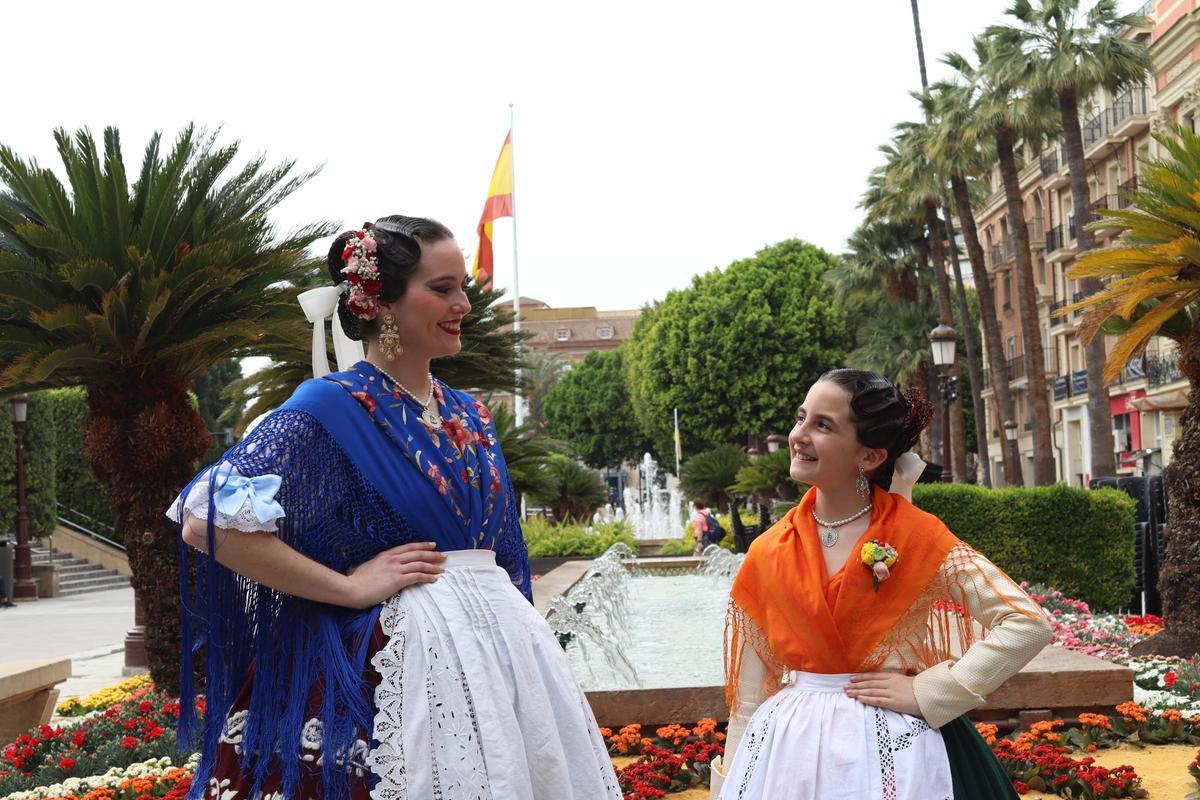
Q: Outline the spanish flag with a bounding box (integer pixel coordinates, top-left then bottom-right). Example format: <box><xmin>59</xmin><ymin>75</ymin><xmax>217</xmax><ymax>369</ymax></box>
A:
<box><xmin>472</xmin><ymin>132</ymin><xmax>514</xmax><ymax>289</ymax></box>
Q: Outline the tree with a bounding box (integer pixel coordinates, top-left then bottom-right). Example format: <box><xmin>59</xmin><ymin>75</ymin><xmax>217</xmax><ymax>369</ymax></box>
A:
<box><xmin>486</xmin><ymin>398</ymin><xmax>561</xmax><ymax>504</ymax></box>
<box><xmin>528</xmin><ymin>454</ymin><xmax>609</xmax><ymax>523</ymax></box>
<box><xmin>0</xmin><ymin>126</ymin><xmax>333</xmax><ymax>692</ymax></box>
<box><xmin>964</xmin><ymin>33</ymin><xmax>1062</xmax><ymax>484</ymax></box>
<box><xmin>542</xmin><ymin>347</ymin><xmax>651</xmax><ymax>468</ymax></box>
<box><xmin>679</xmin><ymin>443</ymin><xmax>746</xmax><ymax>510</ymax></box>
<box><xmin>988</xmin><ymin>0</ymin><xmax>1153</xmax><ymax>479</ymax></box>
<box><xmin>520</xmin><ymin>349</ymin><xmax>568</xmax><ymax>432</ymax></box>
<box><xmin>222</xmin><ymin>280</ymin><xmax>528</xmax><ymax>434</ymax></box>
<box><xmin>931</xmin><ymin>53</ymin><xmax>1023</xmax><ymax>484</ymax></box>
<box><xmin>729</xmin><ymin>449</ymin><xmax>799</xmax><ymax>503</ymax></box>
<box><xmin>624</xmin><ymin>239</ymin><xmax>848</xmax><ymax>459</ymax></box>
<box><xmin>1067</xmin><ymin>127</ymin><xmax>1200</xmax><ymax>657</ymax></box>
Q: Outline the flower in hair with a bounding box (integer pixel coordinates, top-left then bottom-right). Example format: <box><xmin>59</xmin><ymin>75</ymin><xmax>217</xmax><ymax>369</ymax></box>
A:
<box><xmin>860</xmin><ymin>540</ymin><xmax>899</xmax><ymax>592</ymax></box>
<box><xmin>341</xmin><ymin>226</ymin><xmax>383</xmax><ymax>320</ymax></box>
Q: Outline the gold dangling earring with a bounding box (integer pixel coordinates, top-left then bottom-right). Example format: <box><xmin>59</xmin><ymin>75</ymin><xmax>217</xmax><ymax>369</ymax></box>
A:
<box><xmin>378</xmin><ymin>313</ymin><xmax>403</xmax><ymax>361</ymax></box>
<box><xmin>856</xmin><ymin>465</ymin><xmax>870</xmax><ymax>499</ymax></box>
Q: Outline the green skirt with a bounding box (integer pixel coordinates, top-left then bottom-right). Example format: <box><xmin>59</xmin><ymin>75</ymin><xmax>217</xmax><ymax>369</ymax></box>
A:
<box><xmin>941</xmin><ymin>716</ymin><xmax>1018</xmax><ymax>800</ymax></box>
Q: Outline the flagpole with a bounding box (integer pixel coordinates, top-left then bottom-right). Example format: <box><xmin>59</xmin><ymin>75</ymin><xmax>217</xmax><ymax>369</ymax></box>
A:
<box><xmin>673</xmin><ymin>408</ymin><xmax>682</xmax><ymax>475</ymax></box>
<box><xmin>509</xmin><ymin>103</ymin><xmax>525</xmax><ymax>428</ymax></box>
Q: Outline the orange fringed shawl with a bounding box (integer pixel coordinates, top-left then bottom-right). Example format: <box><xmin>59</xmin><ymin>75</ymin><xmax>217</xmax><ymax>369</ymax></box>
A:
<box><xmin>725</xmin><ymin>486</ymin><xmax>1036</xmax><ymax>710</ymax></box>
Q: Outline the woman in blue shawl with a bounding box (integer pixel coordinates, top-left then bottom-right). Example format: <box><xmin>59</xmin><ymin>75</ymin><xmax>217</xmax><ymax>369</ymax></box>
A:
<box><xmin>170</xmin><ymin>215</ymin><xmax>620</xmax><ymax>800</ymax></box>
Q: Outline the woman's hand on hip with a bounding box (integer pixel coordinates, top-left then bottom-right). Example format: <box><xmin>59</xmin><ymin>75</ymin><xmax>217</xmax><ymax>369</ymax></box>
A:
<box><xmin>345</xmin><ymin>542</ymin><xmax>446</xmax><ymax>609</ymax></box>
<box><xmin>844</xmin><ymin>671</ymin><xmax>922</xmax><ymax>718</ymax></box>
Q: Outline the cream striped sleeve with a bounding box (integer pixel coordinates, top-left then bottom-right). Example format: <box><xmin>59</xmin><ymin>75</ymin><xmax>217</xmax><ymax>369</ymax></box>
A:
<box><xmin>710</xmin><ymin>644</ymin><xmax>768</xmax><ymax>799</ymax></box>
<box><xmin>912</xmin><ymin>549</ymin><xmax>1053</xmax><ymax>729</ymax></box>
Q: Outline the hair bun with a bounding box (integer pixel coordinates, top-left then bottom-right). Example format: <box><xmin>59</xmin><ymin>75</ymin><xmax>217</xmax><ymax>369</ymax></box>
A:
<box><xmin>898</xmin><ymin>387</ymin><xmax>935</xmax><ymax>452</ymax></box>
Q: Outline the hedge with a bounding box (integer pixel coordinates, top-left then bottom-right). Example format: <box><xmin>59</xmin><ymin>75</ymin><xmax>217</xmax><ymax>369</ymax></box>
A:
<box><xmin>0</xmin><ymin>393</ymin><xmax>58</xmax><ymax>539</ymax></box>
<box><xmin>912</xmin><ymin>483</ymin><xmax>1135</xmax><ymax>612</ymax></box>
<box><xmin>45</xmin><ymin>387</ymin><xmax>116</xmax><ymax>536</ymax></box>
<box><xmin>522</xmin><ymin>518</ymin><xmax>638</xmax><ymax>557</ymax></box>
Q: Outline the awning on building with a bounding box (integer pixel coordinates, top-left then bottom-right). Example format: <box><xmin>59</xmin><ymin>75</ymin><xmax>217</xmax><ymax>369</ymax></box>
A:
<box><xmin>1130</xmin><ymin>388</ymin><xmax>1190</xmax><ymax>411</ymax></box>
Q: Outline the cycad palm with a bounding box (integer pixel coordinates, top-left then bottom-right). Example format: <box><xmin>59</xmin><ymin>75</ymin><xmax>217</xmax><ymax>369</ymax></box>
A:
<box><xmin>1068</xmin><ymin>126</ymin><xmax>1200</xmax><ymax>657</ymax></box>
<box><xmin>988</xmin><ymin>0</ymin><xmax>1153</xmax><ymax>479</ymax></box>
<box><xmin>957</xmin><ymin>33</ymin><xmax>1061</xmax><ymax>484</ymax></box>
<box><xmin>0</xmin><ymin>126</ymin><xmax>332</xmax><ymax>691</ymax></box>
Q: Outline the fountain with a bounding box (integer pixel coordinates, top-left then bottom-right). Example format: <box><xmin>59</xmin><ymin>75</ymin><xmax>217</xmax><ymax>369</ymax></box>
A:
<box><xmin>621</xmin><ymin>453</ymin><xmax>684</xmax><ymax>540</ymax></box>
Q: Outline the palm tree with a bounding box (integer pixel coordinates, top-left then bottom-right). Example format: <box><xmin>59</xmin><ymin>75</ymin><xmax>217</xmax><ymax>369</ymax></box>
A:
<box><xmin>988</xmin><ymin>0</ymin><xmax>1153</xmax><ymax>480</ymax></box>
<box><xmin>1066</xmin><ymin>126</ymin><xmax>1200</xmax><ymax>657</ymax></box>
<box><xmin>0</xmin><ymin>126</ymin><xmax>333</xmax><ymax>692</ymax></box>
<box><xmin>679</xmin><ymin>443</ymin><xmax>746</xmax><ymax>510</ymax></box>
<box><xmin>520</xmin><ymin>349</ymin><xmax>569</xmax><ymax>431</ymax></box>
<box><xmin>866</xmin><ymin>135</ymin><xmax>970</xmax><ymax>480</ymax></box>
<box><xmin>221</xmin><ymin>280</ymin><xmax>528</xmax><ymax>434</ymax></box>
<box><xmin>962</xmin><ymin>33</ymin><xmax>1062</xmax><ymax>484</ymax></box>
<box><xmin>908</xmin><ymin>0</ymin><xmax>991</xmax><ymax>486</ymax></box>
<box><xmin>933</xmin><ymin>50</ymin><xmax>1025</xmax><ymax>486</ymax></box>
<box><xmin>528</xmin><ymin>454</ymin><xmax>609</xmax><ymax>523</ymax></box>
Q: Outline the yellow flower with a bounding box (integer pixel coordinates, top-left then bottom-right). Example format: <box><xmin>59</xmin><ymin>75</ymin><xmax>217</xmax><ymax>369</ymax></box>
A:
<box><xmin>860</xmin><ymin>543</ymin><xmax>875</xmax><ymax>563</ymax></box>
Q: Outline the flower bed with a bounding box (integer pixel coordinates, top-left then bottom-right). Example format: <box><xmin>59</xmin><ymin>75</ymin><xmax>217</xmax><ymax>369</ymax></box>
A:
<box><xmin>0</xmin><ymin>757</ymin><xmax>196</xmax><ymax>800</ymax></box>
<box><xmin>0</xmin><ymin>687</ymin><xmax>198</xmax><ymax>796</ymax></box>
<box><xmin>55</xmin><ymin>676</ymin><xmax>153</xmax><ymax>719</ymax></box>
<box><xmin>601</xmin><ymin>720</ymin><xmax>725</xmax><ymax>799</ymax></box>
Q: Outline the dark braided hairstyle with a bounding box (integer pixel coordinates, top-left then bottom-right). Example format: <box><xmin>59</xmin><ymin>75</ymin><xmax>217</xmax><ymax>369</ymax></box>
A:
<box><xmin>817</xmin><ymin>368</ymin><xmax>935</xmax><ymax>489</ymax></box>
<box><xmin>325</xmin><ymin>214</ymin><xmax>455</xmax><ymax>341</ymax></box>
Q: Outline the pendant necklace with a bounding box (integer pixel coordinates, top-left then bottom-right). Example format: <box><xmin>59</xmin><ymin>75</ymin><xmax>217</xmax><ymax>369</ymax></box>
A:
<box><xmin>373</xmin><ymin>364</ymin><xmax>443</xmax><ymax>428</ymax></box>
<box><xmin>812</xmin><ymin>503</ymin><xmax>873</xmax><ymax>548</ymax></box>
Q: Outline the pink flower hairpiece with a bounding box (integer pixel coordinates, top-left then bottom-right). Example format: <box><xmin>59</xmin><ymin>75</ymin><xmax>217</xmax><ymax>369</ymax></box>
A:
<box><xmin>340</xmin><ymin>224</ymin><xmax>383</xmax><ymax>320</ymax></box>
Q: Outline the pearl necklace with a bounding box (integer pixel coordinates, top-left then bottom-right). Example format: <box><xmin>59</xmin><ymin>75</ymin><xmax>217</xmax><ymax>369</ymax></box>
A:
<box><xmin>372</xmin><ymin>363</ymin><xmax>443</xmax><ymax>428</ymax></box>
<box><xmin>812</xmin><ymin>503</ymin><xmax>872</xmax><ymax>548</ymax></box>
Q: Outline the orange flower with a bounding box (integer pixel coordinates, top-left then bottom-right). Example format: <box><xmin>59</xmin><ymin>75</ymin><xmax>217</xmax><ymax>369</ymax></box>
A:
<box><xmin>1078</xmin><ymin>713</ymin><xmax>1112</xmax><ymax>730</ymax></box>
<box><xmin>974</xmin><ymin>722</ymin><xmax>998</xmax><ymax>745</ymax></box>
<box><xmin>1160</xmin><ymin>709</ymin><xmax>1182</xmax><ymax>723</ymax></box>
<box><xmin>1115</xmin><ymin>701</ymin><xmax>1151</xmax><ymax>724</ymax></box>
<box><xmin>599</xmin><ymin>727</ymin><xmax>613</xmax><ymax>738</ymax></box>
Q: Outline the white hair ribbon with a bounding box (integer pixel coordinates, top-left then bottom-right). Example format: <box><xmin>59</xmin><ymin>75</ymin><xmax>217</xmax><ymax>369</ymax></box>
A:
<box><xmin>297</xmin><ymin>286</ymin><xmax>365</xmax><ymax>378</ymax></box>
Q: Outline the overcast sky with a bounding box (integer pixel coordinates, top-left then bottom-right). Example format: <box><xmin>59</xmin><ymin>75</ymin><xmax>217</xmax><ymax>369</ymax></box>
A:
<box><xmin>2</xmin><ymin>0</ymin><xmax>1142</xmax><ymax>311</ymax></box>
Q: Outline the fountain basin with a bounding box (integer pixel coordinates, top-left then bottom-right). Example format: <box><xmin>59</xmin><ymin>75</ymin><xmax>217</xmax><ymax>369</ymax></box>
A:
<box><xmin>540</xmin><ymin>557</ymin><xmax>1134</xmax><ymax>729</ymax></box>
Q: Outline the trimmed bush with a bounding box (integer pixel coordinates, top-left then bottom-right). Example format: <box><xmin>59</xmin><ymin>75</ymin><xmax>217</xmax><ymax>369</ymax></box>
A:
<box><xmin>0</xmin><ymin>392</ymin><xmax>58</xmax><ymax>538</ymax></box>
<box><xmin>912</xmin><ymin>483</ymin><xmax>1135</xmax><ymax>612</ymax></box>
<box><xmin>45</xmin><ymin>387</ymin><xmax>116</xmax><ymax>537</ymax></box>
<box><xmin>522</xmin><ymin>517</ymin><xmax>637</xmax><ymax>557</ymax></box>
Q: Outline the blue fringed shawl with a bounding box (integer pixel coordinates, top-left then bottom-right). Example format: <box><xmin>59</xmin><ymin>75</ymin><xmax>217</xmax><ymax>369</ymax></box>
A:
<box><xmin>176</xmin><ymin>362</ymin><xmax>531</xmax><ymax>799</ymax></box>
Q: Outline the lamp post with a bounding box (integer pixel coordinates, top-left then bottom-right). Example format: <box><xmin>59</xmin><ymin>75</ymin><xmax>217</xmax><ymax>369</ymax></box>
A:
<box><xmin>11</xmin><ymin>394</ymin><xmax>37</xmax><ymax>600</ymax></box>
<box><xmin>1004</xmin><ymin>420</ymin><xmax>1019</xmax><ymax>488</ymax></box>
<box><xmin>928</xmin><ymin>324</ymin><xmax>958</xmax><ymax>484</ymax></box>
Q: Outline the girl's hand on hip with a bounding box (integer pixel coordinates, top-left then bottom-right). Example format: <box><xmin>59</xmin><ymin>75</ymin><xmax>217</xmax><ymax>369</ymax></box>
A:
<box><xmin>844</xmin><ymin>671</ymin><xmax>922</xmax><ymax>718</ymax></box>
<box><xmin>345</xmin><ymin>542</ymin><xmax>445</xmax><ymax>608</ymax></box>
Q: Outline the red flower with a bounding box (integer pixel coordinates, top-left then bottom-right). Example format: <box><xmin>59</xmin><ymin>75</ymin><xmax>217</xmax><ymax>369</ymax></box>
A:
<box><xmin>351</xmin><ymin>391</ymin><xmax>377</xmax><ymax>415</ymax></box>
<box><xmin>346</xmin><ymin>271</ymin><xmax>362</xmax><ymax>284</ymax></box>
<box><xmin>474</xmin><ymin>400</ymin><xmax>493</xmax><ymax>425</ymax></box>
<box><xmin>362</xmin><ymin>278</ymin><xmax>383</xmax><ymax>295</ymax></box>
<box><xmin>441</xmin><ymin>417</ymin><xmax>474</xmax><ymax>452</ymax></box>
<box><xmin>121</xmin><ymin>735</ymin><xmax>138</xmax><ymax>748</ymax></box>
<box><xmin>1165</xmin><ymin>671</ymin><xmax>1178</xmax><ymax>687</ymax></box>
<box><xmin>71</xmin><ymin>729</ymin><xmax>85</xmax><ymax>748</ymax></box>
<box><xmin>58</xmin><ymin>756</ymin><xmax>74</xmax><ymax>771</ymax></box>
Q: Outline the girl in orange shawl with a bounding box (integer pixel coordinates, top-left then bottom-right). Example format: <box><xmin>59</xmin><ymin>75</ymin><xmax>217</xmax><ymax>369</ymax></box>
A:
<box><xmin>712</xmin><ymin>369</ymin><xmax>1051</xmax><ymax>800</ymax></box>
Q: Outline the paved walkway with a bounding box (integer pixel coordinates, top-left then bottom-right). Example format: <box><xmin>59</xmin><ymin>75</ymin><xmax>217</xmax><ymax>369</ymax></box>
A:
<box><xmin>1</xmin><ymin>586</ymin><xmax>137</xmax><ymax>702</ymax></box>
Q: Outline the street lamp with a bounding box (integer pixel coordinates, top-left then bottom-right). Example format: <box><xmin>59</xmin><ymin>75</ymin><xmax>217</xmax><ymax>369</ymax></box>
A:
<box><xmin>928</xmin><ymin>324</ymin><xmax>958</xmax><ymax>484</ymax></box>
<box><xmin>1004</xmin><ymin>419</ymin><xmax>1019</xmax><ymax>488</ymax></box>
<box><xmin>10</xmin><ymin>394</ymin><xmax>37</xmax><ymax>600</ymax></box>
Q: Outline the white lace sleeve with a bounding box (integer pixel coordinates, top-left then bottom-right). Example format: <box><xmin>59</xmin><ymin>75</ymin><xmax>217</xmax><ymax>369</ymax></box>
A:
<box><xmin>166</xmin><ymin>463</ymin><xmax>286</xmax><ymax>534</ymax></box>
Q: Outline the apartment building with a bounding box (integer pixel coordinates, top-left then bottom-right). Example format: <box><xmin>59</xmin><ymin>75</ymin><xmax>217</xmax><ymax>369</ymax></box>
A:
<box><xmin>972</xmin><ymin>0</ymin><xmax>1189</xmax><ymax>486</ymax></box>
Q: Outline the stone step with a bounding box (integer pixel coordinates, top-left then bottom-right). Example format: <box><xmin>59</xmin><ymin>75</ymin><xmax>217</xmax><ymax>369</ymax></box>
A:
<box><xmin>58</xmin><ymin>563</ymin><xmax>111</xmax><ymax>578</ymax></box>
<box><xmin>59</xmin><ymin>574</ymin><xmax>130</xmax><ymax>595</ymax></box>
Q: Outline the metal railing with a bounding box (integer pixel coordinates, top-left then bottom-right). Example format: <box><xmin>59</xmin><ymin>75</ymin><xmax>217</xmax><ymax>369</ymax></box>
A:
<box><xmin>1027</xmin><ymin>216</ymin><xmax>1046</xmax><ymax>244</ymax></box>
<box><xmin>1047</xmin><ymin>224</ymin><xmax>1064</xmax><ymax>252</ymax></box>
<box><xmin>55</xmin><ymin>502</ymin><xmax>125</xmax><ymax>552</ymax></box>
<box><xmin>1146</xmin><ymin>350</ymin><xmax>1183</xmax><ymax>387</ymax></box>
<box><xmin>1118</xmin><ymin>354</ymin><xmax>1147</xmax><ymax>384</ymax></box>
<box><xmin>1071</xmin><ymin>368</ymin><xmax>1089</xmax><ymax>395</ymax></box>
<box><xmin>1072</xmin><ymin>291</ymin><xmax>1087</xmax><ymax>319</ymax></box>
<box><xmin>1040</xmin><ymin>150</ymin><xmax>1060</xmax><ymax>178</ymax></box>
<box><xmin>1068</xmin><ymin>214</ymin><xmax>1077</xmax><ymax>241</ymax></box>
<box><xmin>1118</xmin><ymin>176</ymin><xmax>1139</xmax><ymax>208</ymax></box>
<box><xmin>1091</xmin><ymin>195</ymin><xmax>1116</xmax><ymax>214</ymax></box>
<box><xmin>1083</xmin><ymin>110</ymin><xmax>1109</xmax><ymax>150</ymax></box>
<box><xmin>1111</xmin><ymin>86</ymin><xmax>1150</xmax><ymax>129</ymax></box>
<box><xmin>1053</xmin><ymin>375</ymin><xmax>1070</xmax><ymax>401</ymax></box>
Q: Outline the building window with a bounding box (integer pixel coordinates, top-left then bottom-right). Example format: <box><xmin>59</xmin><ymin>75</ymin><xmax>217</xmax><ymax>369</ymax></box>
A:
<box><xmin>597</xmin><ymin>326</ymin><xmax>613</xmax><ymax>340</ymax></box>
<box><xmin>1113</xmin><ymin>412</ymin><xmax>1133</xmax><ymax>453</ymax></box>
<box><xmin>554</xmin><ymin>328</ymin><xmax>570</xmax><ymax>342</ymax></box>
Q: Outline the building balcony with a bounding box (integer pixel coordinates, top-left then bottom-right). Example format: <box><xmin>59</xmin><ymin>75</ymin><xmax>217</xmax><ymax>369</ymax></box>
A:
<box><xmin>1115</xmin><ymin>354</ymin><xmax>1147</xmax><ymax>385</ymax></box>
<box><xmin>1027</xmin><ymin>216</ymin><xmax>1046</xmax><ymax>250</ymax></box>
<box><xmin>1071</xmin><ymin>368</ymin><xmax>1089</xmax><ymax>396</ymax></box>
<box><xmin>1109</xmin><ymin>86</ymin><xmax>1150</xmax><ymax>141</ymax></box>
<box><xmin>1046</xmin><ymin>220</ymin><xmax>1077</xmax><ymax>262</ymax></box>
<box><xmin>1146</xmin><ymin>349</ymin><xmax>1183</xmax><ymax>387</ymax></box>
<box><xmin>1117</xmin><ymin>176</ymin><xmax>1139</xmax><ymax>209</ymax></box>
<box><xmin>1053</xmin><ymin>375</ymin><xmax>1070</xmax><ymax>401</ymax></box>
<box><xmin>1048</xmin><ymin>298</ymin><xmax>1075</xmax><ymax>332</ymax></box>
<box><xmin>1090</xmin><ymin>195</ymin><xmax>1119</xmax><ymax>240</ymax></box>
<box><xmin>1040</xmin><ymin>145</ymin><xmax>1072</xmax><ymax>190</ymax></box>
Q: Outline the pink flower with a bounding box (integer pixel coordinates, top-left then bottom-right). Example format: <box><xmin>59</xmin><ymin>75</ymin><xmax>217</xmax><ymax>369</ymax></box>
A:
<box><xmin>362</xmin><ymin>236</ymin><xmax>377</xmax><ymax>252</ymax></box>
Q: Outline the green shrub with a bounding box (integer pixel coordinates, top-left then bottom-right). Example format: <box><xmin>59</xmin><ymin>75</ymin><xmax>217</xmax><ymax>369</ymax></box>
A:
<box><xmin>45</xmin><ymin>388</ymin><xmax>116</xmax><ymax>537</ymax></box>
<box><xmin>522</xmin><ymin>517</ymin><xmax>637</xmax><ymax>557</ymax></box>
<box><xmin>0</xmin><ymin>392</ymin><xmax>58</xmax><ymax>539</ymax></box>
<box><xmin>911</xmin><ymin>483</ymin><xmax>1135</xmax><ymax>612</ymax></box>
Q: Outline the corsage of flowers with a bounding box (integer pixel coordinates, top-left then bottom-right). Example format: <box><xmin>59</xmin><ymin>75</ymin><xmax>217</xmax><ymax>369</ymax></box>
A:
<box><xmin>340</xmin><ymin>225</ymin><xmax>383</xmax><ymax>320</ymax></box>
<box><xmin>860</xmin><ymin>540</ymin><xmax>899</xmax><ymax>591</ymax></box>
